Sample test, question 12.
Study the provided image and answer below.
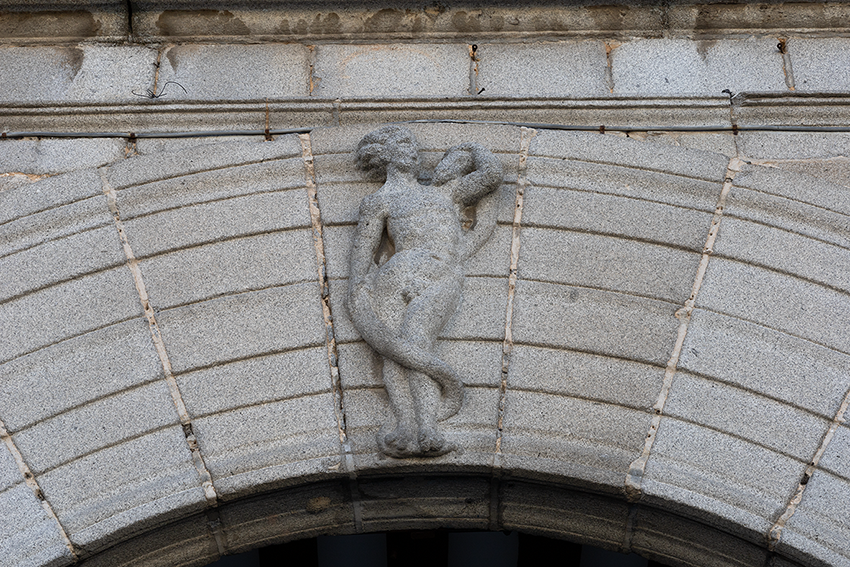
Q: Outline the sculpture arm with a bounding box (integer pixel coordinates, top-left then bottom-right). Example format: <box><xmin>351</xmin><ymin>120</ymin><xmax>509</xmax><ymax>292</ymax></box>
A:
<box><xmin>451</xmin><ymin>143</ymin><xmax>504</xmax><ymax>207</ymax></box>
<box><xmin>349</xmin><ymin>194</ymin><xmax>387</xmax><ymax>288</ymax></box>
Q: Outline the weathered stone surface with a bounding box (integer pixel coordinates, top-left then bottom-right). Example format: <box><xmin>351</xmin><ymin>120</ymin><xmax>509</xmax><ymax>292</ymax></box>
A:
<box><xmin>642</xmin><ymin>417</ymin><xmax>805</xmax><ymax>538</ymax></box>
<box><xmin>529</xmin><ymin>130</ymin><xmax>730</xmax><ymax>182</ymax></box>
<box><xmin>817</xmin><ymin>424</ymin><xmax>850</xmax><ymax>481</ymax></box>
<box><xmin>697</xmin><ymin>257</ymin><xmax>850</xmax><ymax>354</ymax></box>
<box><xmin>12</xmin><ymin>381</ymin><xmax>178</xmax><ymax>474</ymax></box>
<box><xmin>0</xmin><ymin>169</ymin><xmax>103</xmax><ymax>225</ymax></box>
<box><xmin>193</xmin><ymin>393</ymin><xmax>340</xmax><ymax>498</ymax></box>
<box><xmin>0</xmin><ymin>484</ymin><xmax>75</xmax><ymax>567</ymax></box>
<box><xmin>714</xmin><ymin>217</ymin><xmax>850</xmax><ymax>293</ymax></box>
<box><xmin>521</xmin><ymin>184</ymin><xmax>714</xmax><ymax>252</ymax></box>
<box><xmin>512</xmin><ymin>280</ymin><xmax>679</xmax><ymax>367</ymax></box>
<box><xmin>0</xmin><ymin>445</ymin><xmax>20</xmax><ymax>494</ymax></box>
<box><xmin>0</xmin><ymin>46</ymin><xmax>156</xmax><ymax>103</ymax></box>
<box><xmin>477</xmin><ymin>41</ymin><xmax>609</xmax><ymax>97</ymax></box>
<box><xmin>508</xmin><ymin>345</ymin><xmax>664</xmax><ymax>410</ymax></box>
<box><xmin>781</xmin><ymin>471</ymin><xmax>850</xmax><ymax>567</ymax></box>
<box><xmin>680</xmin><ymin>309</ymin><xmax>850</xmax><ymax>420</ymax></box>
<box><xmin>612</xmin><ymin>38</ymin><xmax>787</xmax><ymax>96</ymax></box>
<box><xmin>0</xmin><ymin>267</ymin><xmax>143</xmax><ymax>363</ymax></box>
<box><xmin>78</xmin><ymin>513</ymin><xmax>217</xmax><ymax>567</ymax></box>
<box><xmin>642</xmin><ymin>131</ymin><xmax>738</xmax><ymax>157</ymax></box>
<box><xmin>0</xmin><ymin>319</ymin><xmax>161</xmax><ymax>432</ymax></box>
<box><xmin>139</xmin><ymin>228</ymin><xmax>316</xmax><ymax>309</ymax></box>
<box><xmin>500</xmin><ymin>474</ymin><xmax>631</xmax><ymax>547</ymax></box>
<box><xmin>39</xmin><ymin>426</ymin><xmax>206</xmax><ymax>550</ymax></box>
<box><xmin>664</xmin><ymin>371</ymin><xmax>828</xmax><ymax>462</ymax></box>
<box><xmin>155</xmin><ymin>282</ymin><xmax>325</xmax><ymax>374</ymax></box>
<box><xmin>178</xmin><ymin>346</ymin><xmax>330</xmax><ymax>418</ymax></box>
<box><xmin>789</xmin><ymin>38</ymin><xmax>850</xmax><ymax>93</ymax></box>
<box><xmin>0</xmin><ymin>225</ymin><xmax>124</xmax><ymax>303</ymax></box>
<box><xmin>736</xmin><ymin>132</ymin><xmax>850</xmax><ymax>160</ymax></box>
<box><xmin>134</xmin><ymin>135</ymin><xmax>266</xmax><ymax>156</ymax></box>
<box><xmin>519</xmin><ymin>227</ymin><xmax>701</xmax><ymax>303</ymax></box>
<box><xmin>0</xmin><ymin>138</ymin><xmax>123</xmax><ymax>176</ymax></box>
<box><xmin>106</xmin><ymin>136</ymin><xmax>302</xmax><ymax>191</ymax></box>
<box><xmin>314</xmin><ymin>44</ymin><xmax>469</xmax><ymax>98</ymax></box>
<box><xmin>631</xmin><ymin>507</ymin><xmax>770</xmax><ymax>567</ymax></box>
<box><xmin>501</xmin><ymin>390</ymin><xmax>652</xmax><ymax>490</ymax></box>
<box><xmin>157</xmin><ymin>44</ymin><xmax>310</xmax><ymax>100</ymax></box>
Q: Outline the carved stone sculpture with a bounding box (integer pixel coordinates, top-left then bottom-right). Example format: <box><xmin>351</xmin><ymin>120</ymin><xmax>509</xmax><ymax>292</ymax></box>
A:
<box><xmin>347</xmin><ymin>125</ymin><xmax>503</xmax><ymax>458</ymax></box>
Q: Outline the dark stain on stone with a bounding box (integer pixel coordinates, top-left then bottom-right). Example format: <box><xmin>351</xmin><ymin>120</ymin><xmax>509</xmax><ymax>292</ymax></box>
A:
<box><xmin>488</xmin><ymin>14</ymin><xmax>505</xmax><ymax>32</ymax></box>
<box><xmin>292</xmin><ymin>18</ymin><xmax>309</xmax><ymax>35</ymax></box>
<box><xmin>695</xmin><ymin>39</ymin><xmax>717</xmax><ymax>60</ymax></box>
<box><xmin>451</xmin><ymin>11</ymin><xmax>481</xmax><ymax>33</ymax></box>
<box><xmin>585</xmin><ymin>6</ymin><xmax>630</xmax><ymax>31</ymax></box>
<box><xmin>311</xmin><ymin>13</ymin><xmax>341</xmax><ymax>35</ymax></box>
<box><xmin>411</xmin><ymin>15</ymin><xmax>425</xmax><ymax>33</ymax></box>
<box><xmin>0</xmin><ymin>11</ymin><xmax>99</xmax><ymax>38</ymax></box>
<box><xmin>63</xmin><ymin>47</ymin><xmax>84</xmax><ymax>79</ymax></box>
<box><xmin>364</xmin><ymin>8</ymin><xmax>404</xmax><ymax>33</ymax></box>
<box><xmin>531</xmin><ymin>14</ymin><xmax>568</xmax><ymax>32</ymax></box>
<box><xmin>156</xmin><ymin>10</ymin><xmax>250</xmax><ymax>37</ymax></box>
<box><xmin>165</xmin><ymin>45</ymin><xmax>182</xmax><ymax>72</ymax></box>
<box><xmin>275</xmin><ymin>18</ymin><xmax>290</xmax><ymax>34</ymax></box>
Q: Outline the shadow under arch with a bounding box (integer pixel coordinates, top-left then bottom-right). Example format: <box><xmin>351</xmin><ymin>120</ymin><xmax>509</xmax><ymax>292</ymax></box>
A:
<box><xmin>77</xmin><ymin>471</ymin><xmax>804</xmax><ymax>567</ymax></box>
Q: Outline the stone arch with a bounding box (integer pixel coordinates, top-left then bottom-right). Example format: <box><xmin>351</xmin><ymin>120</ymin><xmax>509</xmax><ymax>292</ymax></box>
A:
<box><xmin>1</xmin><ymin>123</ymin><xmax>848</xmax><ymax>567</ymax></box>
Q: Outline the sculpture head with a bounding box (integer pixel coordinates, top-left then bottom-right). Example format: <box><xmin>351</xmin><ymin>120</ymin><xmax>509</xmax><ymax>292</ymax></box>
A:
<box><xmin>356</xmin><ymin>125</ymin><xmax>420</xmax><ymax>178</ymax></box>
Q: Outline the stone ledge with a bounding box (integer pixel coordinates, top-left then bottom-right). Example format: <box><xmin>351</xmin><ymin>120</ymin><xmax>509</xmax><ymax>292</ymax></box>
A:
<box><xmin>4</xmin><ymin>94</ymin><xmax>850</xmax><ymax>134</ymax></box>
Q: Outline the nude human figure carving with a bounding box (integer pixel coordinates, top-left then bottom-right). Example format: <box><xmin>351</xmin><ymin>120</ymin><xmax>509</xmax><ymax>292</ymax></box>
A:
<box><xmin>347</xmin><ymin>125</ymin><xmax>503</xmax><ymax>458</ymax></box>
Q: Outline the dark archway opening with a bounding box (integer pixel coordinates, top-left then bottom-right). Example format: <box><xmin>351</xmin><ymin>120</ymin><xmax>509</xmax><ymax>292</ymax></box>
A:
<box><xmin>206</xmin><ymin>530</ymin><xmax>671</xmax><ymax>567</ymax></box>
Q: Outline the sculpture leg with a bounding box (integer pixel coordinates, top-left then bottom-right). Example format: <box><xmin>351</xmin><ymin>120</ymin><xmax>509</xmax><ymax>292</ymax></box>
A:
<box><xmin>378</xmin><ymin>358</ymin><xmax>419</xmax><ymax>456</ymax></box>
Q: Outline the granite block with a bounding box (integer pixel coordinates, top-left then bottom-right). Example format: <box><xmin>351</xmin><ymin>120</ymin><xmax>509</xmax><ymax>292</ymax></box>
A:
<box><xmin>220</xmin><ymin>482</ymin><xmax>351</xmax><ymax>552</ymax></box>
<box><xmin>155</xmin><ymin>282</ymin><xmax>325</xmax><ymax>374</ymax></box>
<box><xmin>192</xmin><ymin>393</ymin><xmax>340</xmax><ymax>498</ymax></box>
<box><xmin>817</xmin><ymin>424</ymin><xmax>850</xmax><ymax>481</ymax></box>
<box><xmin>0</xmin><ymin>194</ymin><xmax>114</xmax><ymax>258</ymax></box>
<box><xmin>736</xmin><ymin>132</ymin><xmax>850</xmax><ymax>161</ymax></box>
<box><xmin>178</xmin><ymin>346</ymin><xmax>330</xmax><ymax>418</ymax></box>
<box><xmin>781</xmin><ymin>471</ymin><xmax>850</xmax><ymax>567</ymax></box>
<box><xmin>528</xmin><ymin>129</ymin><xmax>730</xmax><ymax>183</ymax></box>
<box><xmin>641</xmin><ymin>131</ymin><xmax>738</xmax><ymax>158</ymax></box>
<box><xmin>696</xmin><ymin>257</ymin><xmax>850</xmax><ymax>355</ymax></box>
<box><xmin>358</xmin><ymin>476</ymin><xmax>491</xmax><ymax>532</ymax></box>
<box><xmin>105</xmin><ymin>135</ymin><xmax>303</xmax><ymax>190</ymax></box>
<box><xmin>139</xmin><ymin>228</ymin><xmax>316</xmax><ymax>309</ymax></box>
<box><xmin>0</xmin><ymin>444</ymin><xmax>21</xmax><ymax>494</ymax></box>
<box><xmin>642</xmin><ymin>418</ymin><xmax>805</xmax><ymax>538</ymax></box>
<box><xmin>321</xmin><ymin>224</ymin><xmax>354</xmax><ymax>280</ymax></box>
<box><xmin>500</xmin><ymin>483</ymin><xmax>630</xmax><ymax>548</ymax></box>
<box><xmin>134</xmin><ymin>135</ymin><xmax>267</xmax><ymax>156</ymax></box>
<box><xmin>439</xmin><ymin>276</ymin><xmax>509</xmax><ymax>342</ymax></box>
<box><xmin>0</xmin><ymin>225</ymin><xmax>125</xmax><ymax>303</ymax></box>
<box><xmin>519</xmin><ymin>227</ymin><xmax>701</xmax><ymax>304</ymax></box>
<box><xmin>714</xmin><ymin>216</ymin><xmax>850</xmax><ymax>293</ymax></box>
<box><xmin>39</xmin><ymin>426</ymin><xmax>206</xmax><ymax>549</ymax></box>
<box><xmin>508</xmin><ymin>345</ymin><xmax>664</xmax><ymax>410</ymax></box>
<box><xmin>664</xmin><ymin>371</ymin><xmax>828</xmax><ymax>462</ymax></box>
<box><xmin>0</xmin><ymin>168</ymin><xmax>103</xmax><ymax>226</ymax></box>
<box><xmin>521</xmin><ymin>185</ymin><xmax>714</xmax><ymax>252</ymax></box>
<box><xmin>78</xmin><ymin>513</ymin><xmax>217</xmax><ymax>567</ymax></box>
<box><xmin>13</xmin><ymin>380</ymin><xmax>178</xmax><ymax>474</ymax></box>
<box><xmin>477</xmin><ymin>41</ymin><xmax>609</xmax><ymax>97</ymax></box>
<box><xmin>771</xmin><ymin>158</ymin><xmax>850</xmax><ymax>190</ymax></box>
<box><xmin>526</xmin><ymin>157</ymin><xmax>723</xmax><ymax>216</ymax></box>
<box><xmin>0</xmin><ymin>138</ymin><xmax>124</xmax><ymax>176</ymax></box>
<box><xmin>0</xmin><ymin>484</ymin><xmax>75</xmax><ymax>567</ymax></box>
<box><xmin>501</xmin><ymin>390</ymin><xmax>652</xmax><ymax>490</ymax></box>
<box><xmin>313</xmin><ymin>179</ymin><xmax>377</xmax><ymax>225</ymax></box>
<box><xmin>114</xmin><ymin>157</ymin><xmax>307</xmax><ymax>222</ymax></box>
<box><xmin>789</xmin><ymin>38</ymin><xmax>850</xmax><ymax>93</ymax></box>
<box><xmin>121</xmin><ymin>190</ymin><xmax>311</xmax><ymax>260</ymax></box>
<box><xmin>0</xmin><ymin>318</ymin><xmax>161</xmax><ymax>432</ymax></box>
<box><xmin>0</xmin><ymin>267</ymin><xmax>143</xmax><ymax>363</ymax></box>
<box><xmin>512</xmin><ymin>279</ymin><xmax>679</xmax><ymax>367</ymax></box>
<box><xmin>612</xmin><ymin>38</ymin><xmax>786</xmax><ymax>96</ymax></box>
<box><xmin>680</xmin><ymin>309</ymin><xmax>850</xmax><ymax>420</ymax></box>
<box><xmin>631</xmin><ymin>507</ymin><xmax>769</xmax><ymax>567</ymax></box>
<box><xmin>314</xmin><ymin>44</ymin><xmax>469</xmax><ymax>98</ymax></box>
<box><xmin>0</xmin><ymin>45</ymin><xmax>157</xmax><ymax>103</ymax></box>
<box><xmin>156</xmin><ymin>44</ymin><xmax>310</xmax><ymax>100</ymax></box>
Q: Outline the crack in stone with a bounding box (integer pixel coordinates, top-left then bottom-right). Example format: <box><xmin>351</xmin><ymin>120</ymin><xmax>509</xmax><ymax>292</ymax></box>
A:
<box><xmin>98</xmin><ymin>167</ymin><xmax>225</xmax><ymax>552</ymax></box>
<box><xmin>494</xmin><ymin>126</ymin><xmax>535</xmax><ymax>459</ymax></box>
<box><xmin>624</xmin><ymin>156</ymin><xmax>744</xmax><ymax>502</ymax></box>
<box><xmin>0</xmin><ymin>418</ymin><xmax>79</xmax><ymax>560</ymax></box>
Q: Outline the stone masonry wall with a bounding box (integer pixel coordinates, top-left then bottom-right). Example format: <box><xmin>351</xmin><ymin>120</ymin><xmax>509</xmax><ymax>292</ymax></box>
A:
<box><xmin>2</xmin><ymin>2</ymin><xmax>850</xmax><ymax>567</ymax></box>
